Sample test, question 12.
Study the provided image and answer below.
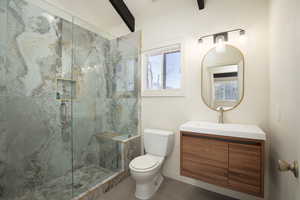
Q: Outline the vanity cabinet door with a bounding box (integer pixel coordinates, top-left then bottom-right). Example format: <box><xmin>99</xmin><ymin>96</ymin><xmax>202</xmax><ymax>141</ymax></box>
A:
<box><xmin>228</xmin><ymin>143</ymin><xmax>263</xmax><ymax>196</ymax></box>
<box><xmin>181</xmin><ymin>134</ymin><xmax>229</xmax><ymax>186</ymax></box>
<box><xmin>180</xmin><ymin>131</ymin><xmax>265</xmax><ymax>197</ymax></box>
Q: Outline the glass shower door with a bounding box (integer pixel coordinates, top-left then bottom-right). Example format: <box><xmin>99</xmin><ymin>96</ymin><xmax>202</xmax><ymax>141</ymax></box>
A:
<box><xmin>71</xmin><ymin>17</ymin><xmax>120</xmax><ymax>197</ymax></box>
<box><xmin>0</xmin><ymin>0</ymin><xmax>8</xmax><ymax>198</ymax></box>
<box><xmin>0</xmin><ymin>0</ymin><xmax>74</xmax><ymax>199</ymax></box>
<box><xmin>0</xmin><ymin>0</ymin><xmax>7</xmax><ymax>95</ymax></box>
<box><xmin>0</xmin><ymin>1</ymin><xmax>141</xmax><ymax>199</ymax></box>
<box><xmin>70</xmin><ymin>22</ymin><xmax>141</xmax><ymax>197</ymax></box>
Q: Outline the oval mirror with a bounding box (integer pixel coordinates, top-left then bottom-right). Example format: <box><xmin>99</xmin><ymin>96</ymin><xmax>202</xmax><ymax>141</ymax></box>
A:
<box><xmin>201</xmin><ymin>45</ymin><xmax>244</xmax><ymax>111</ymax></box>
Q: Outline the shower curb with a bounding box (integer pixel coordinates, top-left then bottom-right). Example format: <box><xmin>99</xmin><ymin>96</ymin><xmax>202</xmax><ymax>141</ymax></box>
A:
<box><xmin>73</xmin><ymin>170</ymin><xmax>130</xmax><ymax>200</ymax></box>
<box><xmin>73</xmin><ymin>135</ymin><xmax>141</xmax><ymax>200</ymax></box>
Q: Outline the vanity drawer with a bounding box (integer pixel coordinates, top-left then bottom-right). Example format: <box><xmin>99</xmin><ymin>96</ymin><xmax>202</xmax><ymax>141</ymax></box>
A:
<box><xmin>229</xmin><ymin>143</ymin><xmax>261</xmax><ymax>187</ymax></box>
<box><xmin>229</xmin><ymin>180</ymin><xmax>261</xmax><ymax>196</ymax></box>
<box><xmin>182</xmin><ymin>158</ymin><xmax>228</xmax><ymax>186</ymax></box>
<box><xmin>229</xmin><ymin>171</ymin><xmax>260</xmax><ymax>187</ymax></box>
<box><xmin>181</xmin><ymin>134</ymin><xmax>228</xmax><ymax>169</ymax></box>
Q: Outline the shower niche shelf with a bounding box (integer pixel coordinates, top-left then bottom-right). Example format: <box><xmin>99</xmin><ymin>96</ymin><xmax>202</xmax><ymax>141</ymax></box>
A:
<box><xmin>56</xmin><ymin>78</ymin><xmax>77</xmax><ymax>101</ymax></box>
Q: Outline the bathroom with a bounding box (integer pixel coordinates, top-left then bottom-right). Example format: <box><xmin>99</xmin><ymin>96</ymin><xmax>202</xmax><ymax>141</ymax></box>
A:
<box><xmin>0</xmin><ymin>0</ymin><xmax>299</xmax><ymax>200</ymax></box>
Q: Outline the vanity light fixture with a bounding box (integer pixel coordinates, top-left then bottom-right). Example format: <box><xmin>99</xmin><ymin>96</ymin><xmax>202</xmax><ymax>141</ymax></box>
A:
<box><xmin>198</xmin><ymin>29</ymin><xmax>246</xmax><ymax>45</ymax></box>
<box><xmin>214</xmin><ymin>32</ymin><xmax>227</xmax><ymax>52</ymax></box>
<box><xmin>197</xmin><ymin>0</ymin><xmax>205</xmax><ymax>10</ymax></box>
<box><xmin>216</xmin><ymin>39</ymin><xmax>225</xmax><ymax>52</ymax></box>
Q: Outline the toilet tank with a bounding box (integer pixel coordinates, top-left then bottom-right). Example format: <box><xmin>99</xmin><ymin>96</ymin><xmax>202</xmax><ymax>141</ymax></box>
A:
<box><xmin>144</xmin><ymin>129</ymin><xmax>174</xmax><ymax>157</ymax></box>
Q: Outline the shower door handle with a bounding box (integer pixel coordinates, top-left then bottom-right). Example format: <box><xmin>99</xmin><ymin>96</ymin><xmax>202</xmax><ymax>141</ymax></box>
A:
<box><xmin>60</xmin><ymin>101</ymin><xmax>68</xmax><ymax>127</ymax></box>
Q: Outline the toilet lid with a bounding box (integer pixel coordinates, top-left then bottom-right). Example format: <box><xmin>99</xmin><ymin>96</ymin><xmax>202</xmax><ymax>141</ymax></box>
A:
<box><xmin>130</xmin><ymin>155</ymin><xmax>163</xmax><ymax>170</ymax></box>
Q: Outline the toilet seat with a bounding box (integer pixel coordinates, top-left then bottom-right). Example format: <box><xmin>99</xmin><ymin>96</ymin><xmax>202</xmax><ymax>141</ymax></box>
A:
<box><xmin>130</xmin><ymin>154</ymin><xmax>163</xmax><ymax>172</ymax></box>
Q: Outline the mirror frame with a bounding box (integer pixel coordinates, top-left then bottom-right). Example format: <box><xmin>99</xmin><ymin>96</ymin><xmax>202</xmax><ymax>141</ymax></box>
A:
<box><xmin>201</xmin><ymin>44</ymin><xmax>245</xmax><ymax>112</ymax></box>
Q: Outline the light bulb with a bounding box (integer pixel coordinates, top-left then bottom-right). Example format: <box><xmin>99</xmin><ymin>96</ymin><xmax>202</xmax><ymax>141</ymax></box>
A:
<box><xmin>216</xmin><ymin>38</ymin><xmax>225</xmax><ymax>52</ymax></box>
<box><xmin>197</xmin><ymin>38</ymin><xmax>204</xmax><ymax>51</ymax></box>
<box><xmin>239</xmin><ymin>30</ymin><xmax>247</xmax><ymax>43</ymax></box>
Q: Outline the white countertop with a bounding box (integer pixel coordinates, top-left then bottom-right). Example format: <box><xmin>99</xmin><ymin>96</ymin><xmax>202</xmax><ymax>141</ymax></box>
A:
<box><xmin>179</xmin><ymin>121</ymin><xmax>266</xmax><ymax>141</ymax></box>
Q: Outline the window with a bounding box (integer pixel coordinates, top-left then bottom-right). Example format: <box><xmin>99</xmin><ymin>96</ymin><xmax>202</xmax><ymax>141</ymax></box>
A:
<box><xmin>142</xmin><ymin>44</ymin><xmax>183</xmax><ymax>96</ymax></box>
<box><xmin>213</xmin><ymin>71</ymin><xmax>239</xmax><ymax>102</ymax></box>
<box><xmin>165</xmin><ymin>51</ymin><xmax>181</xmax><ymax>89</ymax></box>
<box><xmin>214</xmin><ymin>79</ymin><xmax>238</xmax><ymax>101</ymax></box>
<box><xmin>147</xmin><ymin>54</ymin><xmax>163</xmax><ymax>90</ymax></box>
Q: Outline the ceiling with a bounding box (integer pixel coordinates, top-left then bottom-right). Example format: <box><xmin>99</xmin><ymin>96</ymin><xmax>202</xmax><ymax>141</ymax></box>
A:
<box><xmin>45</xmin><ymin>0</ymin><xmax>199</xmax><ymax>32</ymax></box>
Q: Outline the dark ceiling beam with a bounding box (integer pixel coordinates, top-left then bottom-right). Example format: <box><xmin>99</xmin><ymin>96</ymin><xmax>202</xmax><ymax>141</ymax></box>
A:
<box><xmin>197</xmin><ymin>0</ymin><xmax>205</xmax><ymax>10</ymax></box>
<box><xmin>109</xmin><ymin>0</ymin><xmax>135</xmax><ymax>32</ymax></box>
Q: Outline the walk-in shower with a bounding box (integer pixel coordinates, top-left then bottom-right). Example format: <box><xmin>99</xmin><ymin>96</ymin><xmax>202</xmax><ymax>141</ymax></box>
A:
<box><xmin>0</xmin><ymin>0</ymin><xmax>141</xmax><ymax>199</ymax></box>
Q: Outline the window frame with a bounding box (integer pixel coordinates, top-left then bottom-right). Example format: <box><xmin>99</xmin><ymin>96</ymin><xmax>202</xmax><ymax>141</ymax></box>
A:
<box><xmin>142</xmin><ymin>42</ymin><xmax>185</xmax><ymax>97</ymax></box>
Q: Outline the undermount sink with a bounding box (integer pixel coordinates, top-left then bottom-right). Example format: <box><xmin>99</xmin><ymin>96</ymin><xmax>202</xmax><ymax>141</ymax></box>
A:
<box><xmin>179</xmin><ymin>121</ymin><xmax>266</xmax><ymax>140</ymax></box>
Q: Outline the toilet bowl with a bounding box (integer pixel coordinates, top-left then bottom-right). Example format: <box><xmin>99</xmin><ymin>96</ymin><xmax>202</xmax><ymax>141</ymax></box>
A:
<box><xmin>129</xmin><ymin>129</ymin><xmax>174</xmax><ymax>200</ymax></box>
<box><xmin>130</xmin><ymin>154</ymin><xmax>164</xmax><ymax>200</ymax></box>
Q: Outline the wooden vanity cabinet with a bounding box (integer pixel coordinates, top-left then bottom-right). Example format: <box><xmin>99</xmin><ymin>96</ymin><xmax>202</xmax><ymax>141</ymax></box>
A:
<box><xmin>181</xmin><ymin>135</ymin><xmax>229</xmax><ymax>186</ymax></box>
<box><xmin>180</xmin><ymin>131</ymin><xmax>265</xmax><ymax>197</ymax></box>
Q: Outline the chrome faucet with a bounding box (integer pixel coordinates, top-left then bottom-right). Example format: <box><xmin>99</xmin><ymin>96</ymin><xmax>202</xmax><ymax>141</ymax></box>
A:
<box><xmin>218</xmin><ymin>107</ymin><xmax>224</xmax><ymax>124</ymax></box>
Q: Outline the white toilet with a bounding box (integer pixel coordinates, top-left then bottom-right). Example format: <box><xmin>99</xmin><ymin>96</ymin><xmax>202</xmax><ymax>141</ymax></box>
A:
<box><xmin>129</xmin><ymin>129</ymin><xmax>174</xmax><ymax>200</ymax></box>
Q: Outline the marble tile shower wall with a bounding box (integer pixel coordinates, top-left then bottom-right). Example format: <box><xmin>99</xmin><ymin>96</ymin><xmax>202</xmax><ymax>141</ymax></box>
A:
<box><xmin>0</xmin><ymin>0</ymin><xmax>141</xmax><ymax>200</ymax></box>
<box><xmin>0</xmin><ymin>1</ymin><xmax>73</xmax><ymax>199</ymax></box>
<box><xmin>108</xmin><ymin>32</ymin><xmax>141</xmax><ymax>139</ymax></box>
<box><xmin>0</xmin><ymin>0</ymin><xmax>7</xmax><ymax>90</ymax></box>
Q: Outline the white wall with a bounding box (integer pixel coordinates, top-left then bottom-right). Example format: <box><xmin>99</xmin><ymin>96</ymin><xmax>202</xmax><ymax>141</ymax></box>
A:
<box><xmin>110</xmin><ymin>0</ymin><xmax>270</xmax><ymax>199</ymax></box>
<box><xmin>269</xmin><ymin>0</ymin><xmax>300</xmax><ymax>200</ymax></box>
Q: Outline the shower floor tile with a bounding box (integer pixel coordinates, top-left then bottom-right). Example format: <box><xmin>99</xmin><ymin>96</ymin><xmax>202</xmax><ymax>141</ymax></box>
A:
<box><xmin>72</xmin><ymin>165</ymin><xmax>117</xmax><ymax>197</ymax></box>
<box><xmin>7</xmin><ymin>165</ymin><xmax>116</xmax><ymax>200</ymax></box>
